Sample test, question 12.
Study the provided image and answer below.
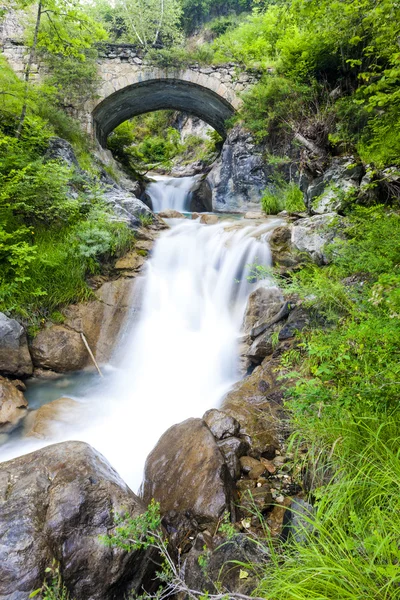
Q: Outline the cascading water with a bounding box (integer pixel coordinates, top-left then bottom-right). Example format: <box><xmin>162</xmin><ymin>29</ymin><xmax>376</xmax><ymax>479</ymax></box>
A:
<box><xmin>0</xmin><ymin>181</ymin><xmax>281</xmax><ymax>492</ymax></box>
<box><xmin>146</xmin><ymin>175</ymin><xmax>199</xmax><ymax>212</ymax></box>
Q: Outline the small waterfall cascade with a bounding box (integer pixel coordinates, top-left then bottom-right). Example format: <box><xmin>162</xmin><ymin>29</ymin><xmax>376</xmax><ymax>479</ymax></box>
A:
<box><xmin>0</xmin><ymin>189</ymin><xmax>282</xmax><ymax>491</ymax></box>
<box><xmin>146</xmin><ymin>175</ymin><xmax>199</xmax><ymax>212</ymax></box>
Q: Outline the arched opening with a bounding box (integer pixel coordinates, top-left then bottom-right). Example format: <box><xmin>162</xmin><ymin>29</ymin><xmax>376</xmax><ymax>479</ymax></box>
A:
<box><xmin>92</xmin><ymin>79</ymin><xmax>236</xmax><ymax>147</ymax></box>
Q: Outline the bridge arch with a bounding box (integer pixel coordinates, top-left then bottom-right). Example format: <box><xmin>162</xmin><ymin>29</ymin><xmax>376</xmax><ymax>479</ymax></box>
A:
<box><xmin>92</xmin><ymin>78</ymin><xmax>237</xmax><ymax>147</ymax></box>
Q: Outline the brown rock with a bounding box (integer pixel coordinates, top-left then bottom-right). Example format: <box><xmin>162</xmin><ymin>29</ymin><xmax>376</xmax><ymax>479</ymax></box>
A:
<box><xmin>222</xmin><ymin>356</ymin><xmax>291</xmax><ymax>454</ymax></box>
<box><xmin>202</xmin><ymin>409</ymin><xmax>240</xmax><ymax>440</ymax></box>
<box><xmin>25</xmin><ymin>397</ymin><xmax>82</xmax><ymax>439</ymax></box>
<box><xmin>142</xmin><ymin>418</ymin><xmax>235</xmax><ymax>525</ymax></box>
<box><xmin>244</xmin><ymin>212</ymin><xmax>264</xmax><ymax>219</ymax></box>
<box><xmin>0</xmin><ymin>441</ymin><xmax>157</xmax><ymax>600</ymax></box>
<box><xmin>63</xmin><ymin>278</ymin><xmax>135</xmax><ymax>367</ymax></box>
<box><xmin>248</xmin><ymin>463</ymin><xmax>267</xmax><ymax>480</ymax></box>
<box><xmin>0</xmin><ymin>376</ymin><xmax>28</xmax><ymax>432</ymax></box>
<box><xmin>192</xmin><ymin>212</ymin><xmax>200</xmax><ymax>220</ymax></box>
<box><xmin>158</xmin><ymin>209</ymin><xmax>184</xmax><ymax>218</ymax></box>
<box><xmin>30</xmin><ymin>325</ymin><xmax>87</xmax><ymax>372</ymax></box>
<box><xmin>241</xmin><ymin>485</ymin><xmax>273</xmax><ymax>515</ymax></box>
<box><xmin>260</xmin><ymin>458</ymin><xmax>276</xmax><ymax>474</ymax></box>
<box><xmin>240</xmin><ymin>456</ymin><xmax>261</xmax><ymax>474</ymax></box>
<box><xmin>114</xmin><ymin>252</ymin><xmax>146</xmax><ymax>271</ymax></box>
<box><xmin>0</xmin><ymin>312</ymin><xmax>33</xmax><ymax>377</ymax></box>
<box><xmin>200</xmin><ymin>214</ymin><xmax>219</xmax><ymax>225</ymax></box>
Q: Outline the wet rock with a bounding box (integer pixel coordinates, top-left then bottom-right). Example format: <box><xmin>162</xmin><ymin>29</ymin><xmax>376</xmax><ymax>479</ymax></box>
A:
<box><xmin>183</xmin><ymin>533</ymin><xmax>269</xmax><ymax>595</ymax></box>
<box><xmin>269</xmin><ymin>226</ymin><xmax>302</xmax><ymax>270</ymax></box>
<box><xmin>291</xmin><ymin>213</ymin><xmax>345</xmax><ymax>265</ymax></box>
<box><xmin>200</xmin><ymin>214</ymin><xmax>219</xmax><ymax>225</ymax></box>
<box><xmin>250</xmin><ymin>301</ymin><xmax>292</xmax><ymax>339</ymax></box>
<box><xmin>0</xmin><ymin>312</ymin><xmax>33</xmax><ymax>377</ymax></box>
<box><xmin>158</xmin><ymin>209</ymin><xmax>184</xmax><ymax>218</ymax></box>
<box><xmin>202</xmin><ymin>409</ymin><xmax>240</xmax><ymax>440</ymax></box>
<box><xmin>24</xmin><ymin>397</ymin><xmax>82</xmax><ymax>439</ymax></box>
<box><xmin>0</xmin><ymin>441</ymin><xmax>157</xmax><ymax>600</ymax></box>
<box><xmin>0</xmin><ymin>375</ymin><xmax>28</xmax><ymax>432</ymax></box>
<box><xmin>142</xmin><ymin>418</ymin><xmax>235</xmax><ymax>525</ymax></box>
<box><xmin>63</xmin><ymin>277</ymin><xmax>135</xmax><ymax>366</ymax></box>
<box><xmin>242</xmin><ymin>286</ymin><xmax>284</xmax><ymax>335</ymax></box>
<box><xmin>247</xmin><ymin>329</ymin><xmax>276</xmax><ymax>363</ymax></box>
<box><xmin>222</xmin><ymin>356</ymin><xmax>291</xmax><ymax>454</ymax></box>
<box><xmin>30</xmin><ymin>325</ymin><xmax>87</xmax><ymax>372</ymax></box>
<box><xmin>206</xmin><ymin>126</ymin><xmax>269</xmax><ymax>213</ymax></box>
<box><xmin>190</xmin><ymin>178</ymin><xmax>213</xmax><ymax>212</ymax></box>
<box><xmin>217</xmin><ymin>437</ymin><xmax>250</xmax><ymax>480</ymax></box>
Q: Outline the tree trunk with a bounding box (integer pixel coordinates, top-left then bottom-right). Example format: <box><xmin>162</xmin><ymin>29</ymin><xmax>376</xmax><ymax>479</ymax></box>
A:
<box><xmin>16</xmin><ymin>0</ymin><xmax>42</xmax><ymax>138</ymax></box>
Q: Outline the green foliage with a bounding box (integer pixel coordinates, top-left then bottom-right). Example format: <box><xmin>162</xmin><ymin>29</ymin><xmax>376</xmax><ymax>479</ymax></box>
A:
<box><xmin>29</xmin><ymin>561</ymin><xmax>73</xmax><ymax>599</ymax></box>
<box><xmin>217</xmin><ymin>510</ymin><xmax>236</xmax><ymax>540</ymax></box>
<box><xmin>257</xmin><ymin>418</ymin><xmax>400</xmax><ymax>599</ymax></box>
<box><xmin>261</xmin><ymin>180</ymin><xmax>305</xmax><ymax>215</ymax></box>
<box><xmin>103</xmin><ymin>499</ymin><xmax>162</xmax><ymax>552</ymax></box>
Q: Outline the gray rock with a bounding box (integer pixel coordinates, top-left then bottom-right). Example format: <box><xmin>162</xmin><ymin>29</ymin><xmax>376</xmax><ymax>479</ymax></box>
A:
<box><xmin>291</xmin><ymin>213</ymin><xmax>344</xmax><ymax>265</ymax></box>
<box><xmin>206</xmin><ymin>126</ymin><xmax>269</xmax><ymax>213</ymax></box>
<box><xmin>202</xmin><ymin>409</ymin><xmax>240</xmax><ymax>440</ymax></box>
<box><xmin>247</xmin><ymin>329</ymin><xmax>275</xmax><ymax>363</ymax></box>
<box><xmin>308</xmin><ymin>157</ymin><xmax>364</xmax><ymax>214</ymax></box>
<box><xmin>281</xmin><ymin>497</ymin><xmax>316</xmax><ymax>543</ymax></box>
<box><xmin>45</xmin><ymin>137</ymin><xmax>81</xmax><ymax>169</ymax></box>
<box><xmin>278</xmin><ymin>306</ymin><xmax>310</xmax><ymax>340</ymax></box>
<box><xmin>183</xmin><ymin>533</ymin><xmax>269</xmax><ymax>595</ymax></box>
<box><xmin>242</xmin><ymin>286</ymin><xmax>284</xmax><ymax>334</ymax></box>
<box><xmin>142</xmin><ymin>418</ymin><xmax>236</xmax><ymax>525</ymax></box>
<box><xmin>217</xmin><ymin>437</ymin><xmax>250</xmax><ymax>480</ymax></box>
<box><xmin>0</xmin><ymin>441</ymin><xmax>157</xmax><ymax>600</ymax></box>
<box><xmin>0</xmin><ymin>313</ymin><xmax>32</xmax><ymax>377</ymax></box>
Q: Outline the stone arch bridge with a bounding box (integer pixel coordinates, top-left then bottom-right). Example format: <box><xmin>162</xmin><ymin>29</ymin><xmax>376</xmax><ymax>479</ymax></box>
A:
<box><xmin>1</xmin><ymin>35</ymin><xmax>258</xmax><ymax>146</ymax></box>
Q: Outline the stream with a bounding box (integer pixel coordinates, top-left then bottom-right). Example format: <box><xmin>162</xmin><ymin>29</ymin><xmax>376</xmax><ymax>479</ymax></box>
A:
<box><xmin>0</xmin><ymin>176</ymin><xmax>280</xmax><ymax>491</ymax></box>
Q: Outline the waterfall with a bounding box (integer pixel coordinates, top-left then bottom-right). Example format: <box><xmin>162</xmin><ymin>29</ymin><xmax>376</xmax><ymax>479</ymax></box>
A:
<box><xmin>146</xmin><ymin>175</ymin><xmax>199</xmax><ymax>212</ymax></box>
<box><xmin>0</xmin><ymin>186</ymin><xmax>281</xmax><ymax>492</ymax></box>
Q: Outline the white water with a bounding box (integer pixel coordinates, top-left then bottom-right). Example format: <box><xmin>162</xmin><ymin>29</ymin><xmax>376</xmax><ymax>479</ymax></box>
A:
<box><xmin>0</xmin><ymin>183</ymin><xmax>281</xmax><ymax>492</ymax></box>
<box><xmin>146</xmin><ymin>174</ymin><xmax>198</xmax><ymax>212</ymax></box>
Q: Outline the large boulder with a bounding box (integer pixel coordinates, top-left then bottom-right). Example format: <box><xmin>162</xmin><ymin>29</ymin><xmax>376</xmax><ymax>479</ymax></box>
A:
<box><xmin>307</xmin><ymin>156</ymin><xmax>364</xmax><ymax>214</ymax></box>
<box><xmin>291</xmin><ymin>213</ymin><xmax>344</xmax><ymax>265</ymax></box>
<box><xmin>63</xmin><ymin>277</ymin><xmax>135</xmax><ymax>366</ymax></box>
<box><xmin>142</xmin><ymin>418</ymin><xmax>236</xmax><ymax>525</ymax></box>
<box><xmin>29</xmin><ymin>325</ymin><xmax>87</xmax><ymax>372</ymax></box>
<box><xmin>0</xmin><ymin>375</ymin><xmax>28</xmax><ymax>432</ymax></box>
<box><xmin>0</xmin><ymin>441</ymin><xmax>157</xmax><ymax>600</ymax></box>
<box><xmin>242</xmin><ymin>286</ymin><xmax>284</xmax><ymax>335</ymax></box>
<box><xmin>0</xmin><ymin>313</ymin><xmax>33</xmax><ymax>377</ymax></box>
<box><xmin>206</xmin><ymin>127</ymin><xmax>269</xmax><ymax>213</ymax></box>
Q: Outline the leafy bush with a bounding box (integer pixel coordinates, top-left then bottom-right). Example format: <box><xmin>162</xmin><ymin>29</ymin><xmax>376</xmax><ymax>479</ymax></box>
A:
<box><xmin>261</xmin><ymin>180</ymin><xmax>305</xmax><ymax>215</ymax></box>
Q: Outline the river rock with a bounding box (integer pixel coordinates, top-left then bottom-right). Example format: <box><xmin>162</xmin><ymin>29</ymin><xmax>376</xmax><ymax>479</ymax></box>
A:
<box><xmin>242</xmin><ymin>286</ymin><xmax>284</xmax><ymax>334</ymax></box>
<box><xmin>30</xmin><ymin>325</ymin><xmax>87</xmax><ymax>372</ymax></box>
<box><xmin>222</xmin><ymin>356</ymin><xmax>291</xmax><ymax>454</ymax></box>
<box><xmin>244</xmin><ymin>211</ymin><xmax>264</xmax><ymax>219</ymax></box>
<box><xmin>142</xmin><ymin>418</ymin><xmax>235</xmax><ymax>525</ymax></box>
<box><xmin>203</xmin><ymin>408</ymin><xmax>240</xmax><ymax>440</ymax></box>
<box><xmin>62</xmin><ymin>277</ymin><xmax>135</xmax><ymax>367</ymax></box>
<box><xmin>25</xmin><ymin>397</ymin><xmax>82</xmax><ymax>439</ymax></box>
<box><xmin>200</xmin><ymin>214</ymin><xmax>219</xmax><ymax>225</ymax></box>
<box><xmin>0</xmin><ymin>441</ymin><xmax>157</xmax><ymax>600</ymax></box>
<box><xmin>158</xmin><ymin>209</ymin><xmax>184</xmax><ymax>218</ymax></box>
<box><xmin>0</xmin><ymin>375</ymin><xmax>28</xmax><ymax>432</ymax></box>
<box><xmin>114</xmin><ymin>251</ymin><xmax>146</xmax><ymax>271</ymax></box>
<box><xmin>247</xmin><ymin>328</ymin><xmax>276</xmax><ymax>363</ymax></box>
<box><xmin>0</xmin><ymin>312</ymin><xmax>33</xmax><ymax>377</ymax></box>
<box><xmin>291</xmin><ymin>213</ymin><xmax>344</xmax><ymax>265</ymax></box>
